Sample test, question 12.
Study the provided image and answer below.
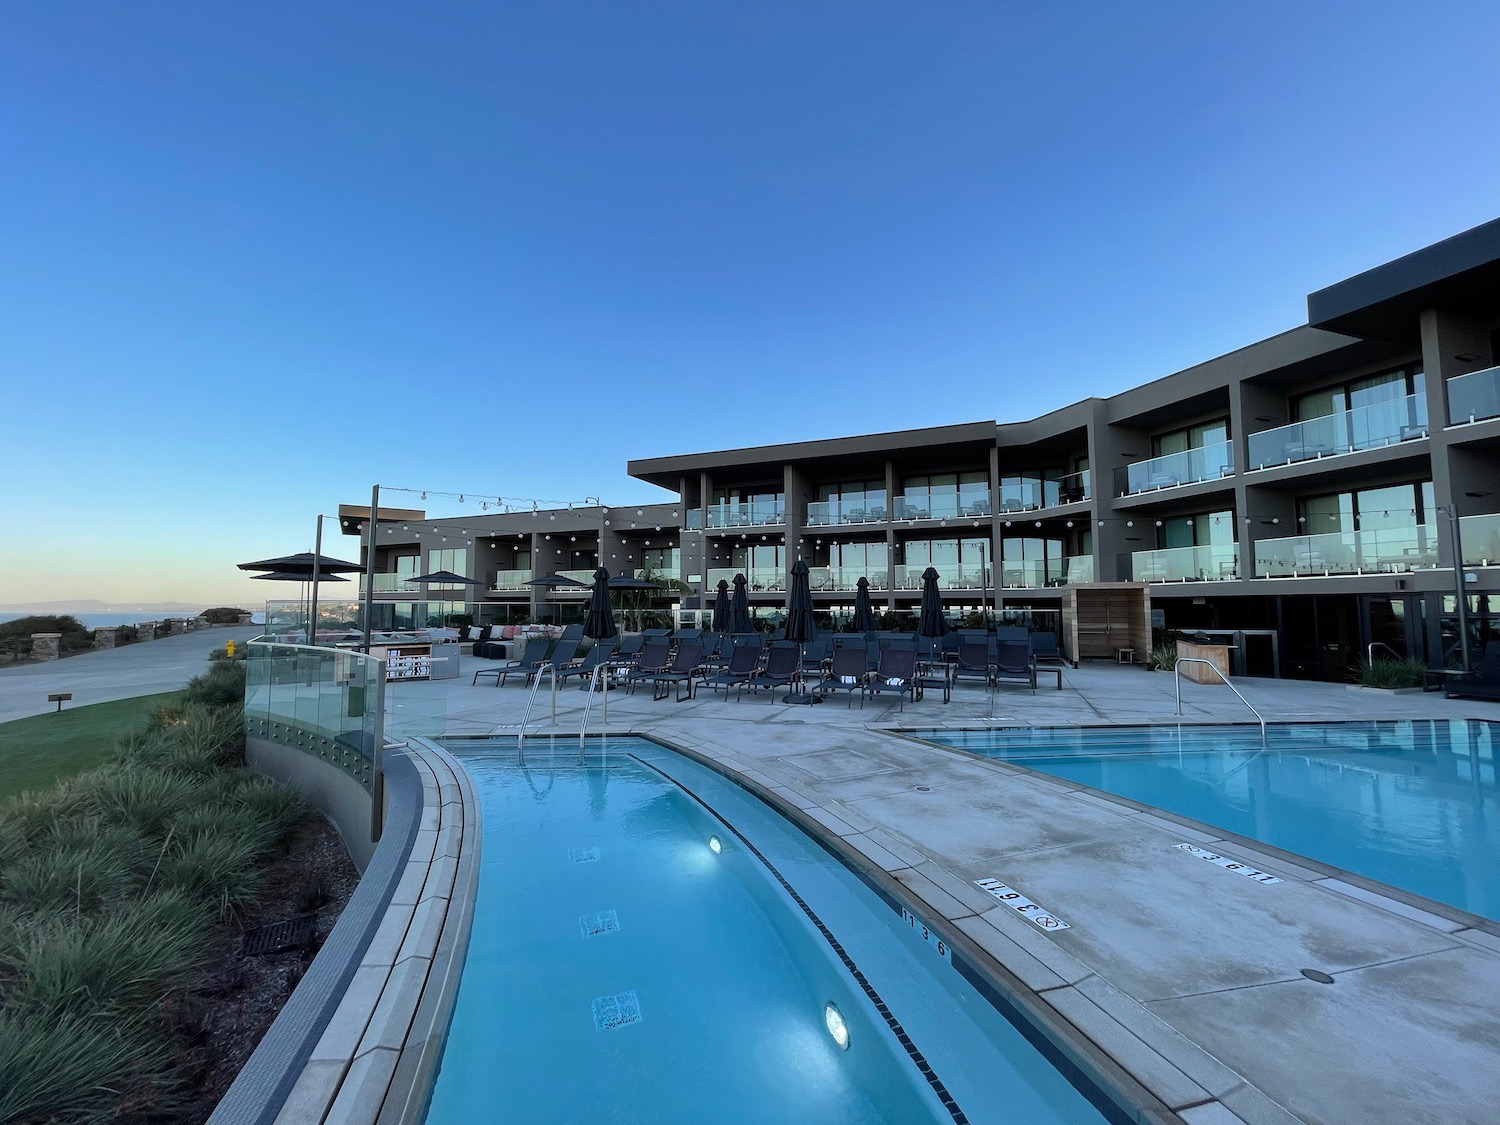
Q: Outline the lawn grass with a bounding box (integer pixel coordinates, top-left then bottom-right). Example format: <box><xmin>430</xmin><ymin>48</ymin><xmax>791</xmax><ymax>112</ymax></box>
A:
<box><xmin>0</xmin><ymin>692</ymin><xmax>183</xmax><ymax>801</ymax></box>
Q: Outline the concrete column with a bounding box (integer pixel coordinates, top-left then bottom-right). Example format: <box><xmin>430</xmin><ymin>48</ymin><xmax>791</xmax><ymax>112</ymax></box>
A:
<box><xmin>94</xmin><ymin>627</ymin><xmax>118</xmax><ymax>650</ymax></box>
<box><xmin>237</xmin><ymin>612</ymin><xmax>253</xmax><ymax>626</ymax></box>
<box><xmin>31</xmin><ymin>633</ymin><xmax>61</xmax><ymax>661</ymax></box>
<box><xmin>137</xmin><ymin>621</ymin><xmax>155</xmax><ymax>641</ymax></box>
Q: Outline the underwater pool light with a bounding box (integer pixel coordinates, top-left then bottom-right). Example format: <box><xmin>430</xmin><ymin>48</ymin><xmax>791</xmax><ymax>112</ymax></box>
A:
<box><xmin>708</xmin><ymin>835</ymin><xmax>722</xmax><ymax>854</ymax></box>
<box><xmin>824</xmin><ymin>1003</ymin><xmax>849</xmax><ymax>1050</ymax></box>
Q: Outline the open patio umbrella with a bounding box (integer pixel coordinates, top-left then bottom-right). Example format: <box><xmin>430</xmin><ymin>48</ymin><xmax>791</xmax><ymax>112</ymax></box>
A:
<box><xmin>406</xmin><ymin>569</ymin><xmax>484</xmax><ymax>586</ymax></box>
<box><xmin>711</xmin><ymin>579</ymin><xmax>731</xmax><ymax>632</ymax></box>
<box><xmin>238</xmin><ymin>552</ymin><xmax>363</xmax><ymax>574</ymax></box>
<box><xmin>851</xmin><ymin>576</ymin><xmax>878</xmax><ymax>632</ymax></box>
<box><xmin>583</xmin><ymin>568</ymin><xmax>618</xmax><ymax>641</ymax></box>
<box><xmin>917</xmin><ymin>566</ymin><xmax>949</xmax><ymax>639</ymax></box>
<box><xmin>525</xmin><ymin>573</ymin><xmax>590</xmax><ymax>588</ymax></box>
<box><xmin>783</xmin><ymin>559</ymin><xmax>818</xmax><ymax>703</ymax></box>
<box><xmin>730</xmin><ymin>573</ymin><xmax>753</xmax><ymax>633</ymax></box>
<box><xmin>250</xmin><ymin>571</ymin><xmax>349</xmax><ymax>583</ymax></box>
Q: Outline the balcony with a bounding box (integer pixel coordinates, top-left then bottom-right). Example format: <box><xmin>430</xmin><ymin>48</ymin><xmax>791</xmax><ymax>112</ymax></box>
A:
<box><xmin>804</xmin><ymin>500</ymin><xmax>888</xmax><ymax>526</ymax></box>
<box><xmin>487</xmin><ymin>569</ymin><xmax>534</xmax><ymax>593</ymax></box>
<box><xmin>705</xmin><ymin>566</ymin><xmax>785</xmax><ymax>592</ymax></box>
<box><xmin>1460</xmin><ymin>513</ymin><xmax>1500</xmax><ymax>565</ymax></box>
<box><xmin>1253</xmin><ymin>524</ymin><xmax>1437</xmax><ymax>578</ymax></box>
<box><xmin>891</xmin><ymin>563</ymin><xmax>990</xmax><ymax>590</ymax></box>
<box><xmin>1061</xmin><ymin>553</ymin><xmax>1094</xmax><ymax>583</ymax></box>
<box><xmin>359</xmin><ymin>574</ymin><xmax>420</xmax><ymax>597</ymax></box>
<box><xmin>1054</xmin><ymin>469</ymin><xmax>1091</xmax><ymax>506</ymax></box>
<box><xmin>1117</xmin><ymin>440</ymin><xmax>1234</xmax><ymax>496</ymax></box>
<box><xmin>804</xmin><ymin>566</ymin><xmax>887</xmax><ymax>592</ymax></box>
<box><xmin>892</xmin><ymin>494</ymin><xmax>991</xmax><ymax>521</ymax></box>
<box><xmin>706</xmin><ymin>503</ymin><xmax>784</xmax><ymax>529</ymax></box>
<box><xmin>1127</xmin><ymin>543</ymin><xmax>1239</xmax><ymax>582</ymax></box>
<box><xmin>1447</xmin><ymin>366</ymin><xmax>1500</xmax><ymax>426</ymax></box>
<box><xmin>1247</xmin><ymin>394</ymin><xmax>1428</xmax><ymax>470</ymax></box>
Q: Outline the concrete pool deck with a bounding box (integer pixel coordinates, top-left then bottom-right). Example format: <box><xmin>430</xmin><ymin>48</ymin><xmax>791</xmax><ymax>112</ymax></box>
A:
<box><xmin>386</xmin><ymin>659</ymin><xmax>1500</xmax><ymax>1125</ymax></box>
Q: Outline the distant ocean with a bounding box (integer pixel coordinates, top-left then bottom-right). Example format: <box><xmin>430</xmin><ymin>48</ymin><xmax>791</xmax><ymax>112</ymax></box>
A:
<box><xmin>0</xmin><ymin>611</ymin><xmax>205</xmax><ymax>630</ymax></box>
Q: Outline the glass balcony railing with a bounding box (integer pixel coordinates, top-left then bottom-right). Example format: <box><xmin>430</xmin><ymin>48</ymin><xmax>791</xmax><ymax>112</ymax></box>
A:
<box><xmin>1127</xmin><ymin>543</ymin><xmax>1239</xmax><ymax>582</ymax></box>
<box><xmin>685</xmin><ymin>509</ymin><xmax>704</xmax><ymax>530</ymax></box>
<box><xmin>488</xmin><ymin>569</ymin><xmax>533</xmax><ymax>592</ymax></box>
<box><xmin>996</xmin><ymin>481</ymin><xmax>1044</xmax><ymax>513</ymax></box>
<box><xmin>1117</xmin><ymin>440</ymin><xmax>1234</xmax><ymax>496</ymax></box>
<box><xmin>892</xmin><ymin>563</ymin><xmax>990</xmax><ymax>590</ymax></box>
<box><xmin>1247</xmin><ymin>394</ymin><xmax>1428</xmax><ymax>470</ymax></box>
<box><xmin>360</xmin><ymin>573</ymin><xmax>420</xmax><ymax>596</ymax></box>
<box><xmin>705</xmin><ymin>566</ymin><xmax>784</xmax><ymax>592</ymax></box>
<box><xmin>997</xmin><ymin>560</ymin><xmax>1056</xmax><ymax>588</ymax></box>
<box><xmin>1459</xmin><ymin>513</ymin><xmax>1500</xmax><ymax>565</ymax></box>
<box><xmin>1055</xmin><ymin>469</ymin><xmax>1091</xmax><ymax>506</ymax></box>
<box><xmin>244</xmin><ymin>641</ymin><xmax>384</xmax><ymax>793</ymax></box>
<box><xmin>893</xmin><ymin>494</ymin><xmax>991</xmax><ymax>521</ymax></box>
<box><xmin>804</xmin><ymin>500</ymin><xmax>889</xmax><ymax>525</ymax></box>
<box><xmin>1060</xmin><ymin>553</ymin><xmax>1094</xmax><ymax>583</ymax></box>
<box><xmin>1253</xmin><ymin>524</ymin><xmax>1437</xmax><ymax>577</ymax></box>
<box><xmin>805</xmin><ymin>566</ymin><xmax>884</xmax><ymax>591</ymax></box>
<box><xmin>1448</xmin><ymin>366</ymin><xmax>1500</xmax><ymax>425</ymax></box>
<box><xmin>706</xmin><ymin>503</ymin><xmax>784</xmax><ymax>528</ymax></box>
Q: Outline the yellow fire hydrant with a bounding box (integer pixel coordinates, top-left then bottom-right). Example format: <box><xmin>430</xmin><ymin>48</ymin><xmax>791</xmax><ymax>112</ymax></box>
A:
<box><xmin>226</xmin><ymin>640</ymin><xmax>236</xmax><ymax>658</ymax></box>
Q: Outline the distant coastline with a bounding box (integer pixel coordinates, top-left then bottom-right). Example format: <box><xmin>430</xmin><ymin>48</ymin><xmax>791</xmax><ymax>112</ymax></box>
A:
<box><xmin>0</xmin><ymin>611</ymin><xmax>210</xmax><ymax>630</ymax></box>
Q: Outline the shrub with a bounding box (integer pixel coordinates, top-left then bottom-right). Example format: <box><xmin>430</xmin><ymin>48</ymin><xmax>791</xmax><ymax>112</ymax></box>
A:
<box><xmin>0</xmin><ymin>840</ymin><xmax>145</xmax><ymax>915</ymax></box>
<box><xmin>0</xmin><ymin>1009</ymin><xmax>170</xmax><ymax>1125</ymax></box>
<box><xmin>157</xmin><ymin>833</ymin><xmax>267</xmax><ymax>920</ymax></box>
<box><xmin>62</xmin><ymin>767</ymin><xmax>200</xmax><ymax>840</ymax></box>
<box><xmin>1149</xmin><ymin>640</ymin><xmax>1179</xmax><ymax>670</ymax></box>
<box><xmin>199</xmin><ymin>606</ymin><xmax>246</xmax><ymax>624</ymax></box>
<box><xmin>181</xmin><ymin>660</ymin><xmax>245</xmax><ymax>708</ymax></box>
<box><xmin>1359</xmin><ymin>658</ymin><xmax>1427</xmax><ymax>689</ymax></box>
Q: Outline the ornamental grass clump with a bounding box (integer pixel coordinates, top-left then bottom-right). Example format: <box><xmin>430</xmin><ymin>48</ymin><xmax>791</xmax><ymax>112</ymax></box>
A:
<box><xmin>1358</xmin><ymin>657</ymin><xmax>1427</xmax><ymax>689</ymax></box>
<box><xmin>0</xmin><ymin>653</ymin><xmax>326</xmax><ymax>1125</ymax></box>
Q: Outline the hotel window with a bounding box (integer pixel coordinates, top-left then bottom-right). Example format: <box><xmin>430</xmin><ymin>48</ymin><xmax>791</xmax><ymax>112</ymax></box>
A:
<box><xmin>815</xmin><ymin>480</ymin><xmax>888</xmax><ymax>521</ymax></box>
<box><xmin>899</xmin><ymin>471</ymin><xmax>989</xmax><ymax>520</ymax></box>
<box><xmin>425</xmin><ymin>548</ymin><xmax>469</xmax><ymax>591</ymax></box>
<box><xmin>1152</xmin><ymin>419</ymin><xmax>1229</xmax><ymax>457</ymax></box>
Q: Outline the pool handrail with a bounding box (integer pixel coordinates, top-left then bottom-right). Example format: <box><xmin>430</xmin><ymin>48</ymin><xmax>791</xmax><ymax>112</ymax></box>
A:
<box><xmin>517</xmin><ymin>663</ymin><xmax>557</xmax><ymax>761</ymax></box>
<box><xmin>1174</xmin><ymin>657</ymin><xmax>1267</xmax><ymax>747</ymax></box>
<box><xmin>1366</xmin><ymin>641</ymin><xmax>1406</xmax><ymax>665</ymax></box>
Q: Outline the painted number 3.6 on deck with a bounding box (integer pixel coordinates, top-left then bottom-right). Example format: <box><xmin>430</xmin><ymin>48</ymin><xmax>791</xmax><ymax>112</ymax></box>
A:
<box><xmin>902</xmin><ymin>908</ymin><xmax>953</xmax><ymax>963</ymax></box>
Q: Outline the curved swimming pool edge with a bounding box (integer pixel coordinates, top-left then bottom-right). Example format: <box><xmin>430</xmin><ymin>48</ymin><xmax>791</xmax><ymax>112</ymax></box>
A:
<box><xmin>892</xmin><ymin>720</ymin><xmax>1500</xmax><ymax>944</ymax></box>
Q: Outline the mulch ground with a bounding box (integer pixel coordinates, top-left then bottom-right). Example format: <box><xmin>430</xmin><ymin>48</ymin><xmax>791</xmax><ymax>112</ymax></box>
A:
<box><xmin>173</xmin><ymin>815</ymin><xmax>361</xmax><ymax>1122</ymax></box>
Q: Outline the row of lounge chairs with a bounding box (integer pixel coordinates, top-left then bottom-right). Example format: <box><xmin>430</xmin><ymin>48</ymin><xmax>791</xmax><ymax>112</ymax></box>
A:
<box><xmin>470</xmin><ymin>626</ymin><xmax>1065</xmax><ymax>710</ymax></box>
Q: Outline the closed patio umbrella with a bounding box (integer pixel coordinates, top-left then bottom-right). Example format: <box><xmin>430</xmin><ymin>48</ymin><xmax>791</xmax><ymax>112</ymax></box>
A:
<box><xmin>917</xmin><ymin>566</ymin><xmax>949</xmax><ymax>639</ymax></box>
<box><xmin>730</xmin><ymin>573</ymin><xmax>753</xmax><ymax>634</ymax></box>
<box><xmin>783</xmin><ymin>559</ymin><xmax>817</xmax><ymax>703</ymax></box>
<box><xmin>851</xmin><ymin>576</ymin><xmax>878</xmax><ymax>632</ymax></box>
<box><xmin>583</xmin><ymin>568</ymin><xmax>618</xmax><ymax>641</ymax></box>
<box><xmin>711</xmin><ymin>579</ymin><xmax>731</xmax><ymax>632</ymax></box>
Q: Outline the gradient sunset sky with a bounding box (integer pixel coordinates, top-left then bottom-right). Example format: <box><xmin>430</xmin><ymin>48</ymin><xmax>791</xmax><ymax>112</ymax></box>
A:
<box><xmin>2</xmin><ymin>2</ymin><xmax>1497</xmax><ymax>607</ymax></box>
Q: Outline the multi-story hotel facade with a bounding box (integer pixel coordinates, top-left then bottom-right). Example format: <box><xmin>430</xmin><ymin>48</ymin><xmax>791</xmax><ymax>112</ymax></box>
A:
<box><xmin>346</xmin><ymin>218</ymin><xmax>1500</xmax><ymax>681</ymax></box>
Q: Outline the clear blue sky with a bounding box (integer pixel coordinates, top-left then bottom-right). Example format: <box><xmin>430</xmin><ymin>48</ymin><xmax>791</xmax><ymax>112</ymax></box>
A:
<box><xmin>2</xmin><ymin>2</ymin><xmax>1497</xmax><ymax>606</ymax></box>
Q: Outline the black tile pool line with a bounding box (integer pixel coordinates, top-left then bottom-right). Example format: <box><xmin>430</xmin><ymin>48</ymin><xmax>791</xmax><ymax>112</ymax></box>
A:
<box><xmin>628</xmin><ymin>752</ymin><xmax>971</xmax><ymax>1125</ymax></box>
<box><xmin>631</xmin><ymin>741</ymin><xmax>1141</xmax><ymax>1125</ymax></box>
<box><xmin>453</xmin><ymin>735</ymin><xmax>1139</xmax><ymax>1125</ymax></box>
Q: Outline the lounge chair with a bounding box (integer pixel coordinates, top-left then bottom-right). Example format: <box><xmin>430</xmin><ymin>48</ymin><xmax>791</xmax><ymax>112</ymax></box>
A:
<box><xmin>992</xmin><ymin>639</ymin><xmax>1037</xmax><ymax>693</ymax></box>
<box><xmin>952</xmin><ymin>637</ymin><xmax>993</xmax><ymax>688</ymax></box>
<box><xmin>863</xmin><ymin>648</ymin><xmax>917</xmax><ymax>711</ymax></box>
<box><xmin>1445</xmin><ymin>644</ymin><xmax>1500</xmax><ymax>701</ymax></box>
<box><xmin>701</xmin><ymin>644</ymin><xmax>763</xmax><ymax>700</ymax></box>
<box><xmin>614</xmin><ymin>634</ymin><xmax>645</xmax><ymax>662</ymax></box>
<box><xmin>557</xmin><ymin>637</ymin><xmax>618</xmax><ymax>688</ymax></box>
<box><xmin>739</xmin><ymin>642</ymin><xmax>800</xmax><ymax>701</ymax></box>
<box><xmin>484</xmin><ymin>637</ymin><xmax>556</xmax><ymax>687</ymax></box>
<box><xmin>814</xmin><ymin>647</ymin><xmax>866</xmax><ymax>708</ymax></box>
<box><xmin>799</xmin><ymin>636</ymin><xmax>831</xmax><ymax>678</ymax></box>
<box><xmin>523</xmin><ymin>637</ymin><xmax>581</xmax><ymax>686</ymax></box>
<box><xmin>651</xmin><ymin>641</ymin><xmax>706</xmax><ymax>702</ymax></box>
<box><xmin>620</xmin><ymin>639</ymin><xmax>673</xmax><ymax>694</ymax></box>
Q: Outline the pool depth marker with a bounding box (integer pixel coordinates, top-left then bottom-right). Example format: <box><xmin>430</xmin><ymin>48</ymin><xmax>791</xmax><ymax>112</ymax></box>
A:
<box><xmin>974</xmin><ymin>878</ymin><xmax>1070</xmax><ymax>931</ymax></box>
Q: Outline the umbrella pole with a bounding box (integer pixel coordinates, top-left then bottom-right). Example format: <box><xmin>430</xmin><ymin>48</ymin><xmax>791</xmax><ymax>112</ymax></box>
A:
<box><xmin>309</xmin><ymin>514</ymin><xmax>323</xmax><ymax>646</ymax></box>
<box><xmin>361</xmin><ymin>485</ymin><xmax>379</xmax><ymax>652</ymax></box>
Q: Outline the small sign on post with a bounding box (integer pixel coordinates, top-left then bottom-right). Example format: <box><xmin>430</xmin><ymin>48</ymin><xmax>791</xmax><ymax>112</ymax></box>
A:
<box><xmin>48</xmin><ymin>692</ymin><xmax>72</xmax><ymax>713</ymax></box>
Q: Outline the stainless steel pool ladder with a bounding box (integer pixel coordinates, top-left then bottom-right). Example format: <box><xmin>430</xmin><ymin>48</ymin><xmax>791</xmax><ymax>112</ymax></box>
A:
<box><xmin>578</xmin><ymin>661</ymin><xmax>616</xmax><ymax>754</ymax></box>
<box><xmin>516</xmin><ymin>663</ymin><xmax>558</xmax><ymax>763</ymax></box>
<box><xmin>1367</xmin><ymin>641</ymin><xmax>1404</xmax><ymax>665</ymax></box>
<box><xmin>1173</xmin><ymin>657</ymin><xmax>1267</xmax><ymax>747</ymax></box>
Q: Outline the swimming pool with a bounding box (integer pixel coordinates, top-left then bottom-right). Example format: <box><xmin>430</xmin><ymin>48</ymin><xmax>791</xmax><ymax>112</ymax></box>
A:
<box><xmin>422</xmin><ymin>736</ymin><xmax>1119</xmax><ymax>1125</ymax></box>
<box><xmin>919</xmin><ymin>720</ymin><xmax>1500</xmax><ymax>922</ymax></box>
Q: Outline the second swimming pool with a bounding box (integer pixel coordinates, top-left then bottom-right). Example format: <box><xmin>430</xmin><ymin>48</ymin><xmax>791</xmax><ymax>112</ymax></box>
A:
<box><xmin>919</xmin><ymin>720</ymin><xmax>1500</xmax><ymax>922</ymax></box>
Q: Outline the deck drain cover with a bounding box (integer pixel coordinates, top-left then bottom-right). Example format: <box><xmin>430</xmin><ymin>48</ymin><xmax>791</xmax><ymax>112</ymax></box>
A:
<box><xmin>914</xmin><ymin>785</ymin><xmax>932</xmax><ymax>792</ymax></box>
<box><xmin>568</xmin><ymin>847</ymin><xmax>601</xmax><ymax>863</ymax></box>
<box><xmin>592</xmin><ymin>990</ymin><xmax>642</xmax><ymax>1030</ymax></box>
<box><xmin>240</xmin><ymin>914</ymin><xmax>316</xmax><ymax>958</ymax></box>
<box><xmin>1300</xmin><ymin>968</ymin><xmax>1335</xmax><ymax>984</ymax></box>
<box><xmin>580</xmin><ymin>910</ymin><xmax>620</xmax><ymax>937</ymax></box>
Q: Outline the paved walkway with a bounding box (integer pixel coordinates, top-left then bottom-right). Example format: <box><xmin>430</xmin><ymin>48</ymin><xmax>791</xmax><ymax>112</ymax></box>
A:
<box><xmin>380</xmin><ymin>657</ymin><xmax>1499</xmax><ymax>1125</ymax></box>
<box><xmin>0</xmin><ymin>626</ymin><xmax>260</xmax><ymax>723</ymax></box>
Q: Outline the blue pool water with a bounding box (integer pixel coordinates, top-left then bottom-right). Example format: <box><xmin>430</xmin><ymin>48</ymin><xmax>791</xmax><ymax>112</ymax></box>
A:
<box><xmin>921</xmin><ymin>720</ymin><xmax>1500</xmax><ymax>921</ymax></box>
<box><xmin>424</xmin><ymin>737</ymin><xmax>1115</xmax><ymax>1125</ymax></box>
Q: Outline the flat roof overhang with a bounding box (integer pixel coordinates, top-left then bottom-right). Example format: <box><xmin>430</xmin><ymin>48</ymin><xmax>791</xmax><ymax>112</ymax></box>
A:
<box><xmin>628</xmin><ymin>421</ymin><xmax>999</xmax><ymax>490</ymax></box>
<box><xmin>1307</xmin><ymin>217</ymin><xmax>1500</xmax><ymax>345</ymax></box>
<box><xmin>337</xmin><ymin>503</ymin><xmax>426</xmax><ymax>535</ymax></box>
